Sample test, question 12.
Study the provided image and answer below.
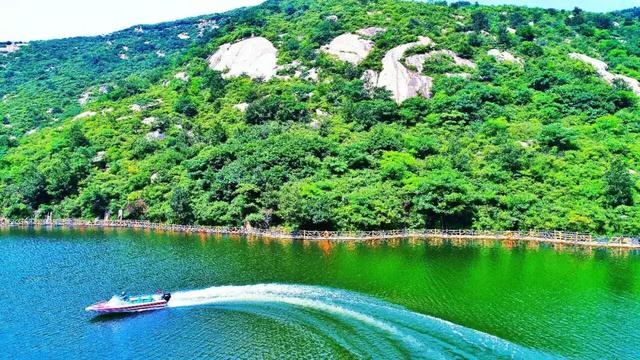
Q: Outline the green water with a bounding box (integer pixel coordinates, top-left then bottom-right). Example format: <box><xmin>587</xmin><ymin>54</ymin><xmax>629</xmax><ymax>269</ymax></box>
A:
<box><xmin>2</xmin><ymin>228</ymin><xmax>639</xmax><ymax>358</ymax></box>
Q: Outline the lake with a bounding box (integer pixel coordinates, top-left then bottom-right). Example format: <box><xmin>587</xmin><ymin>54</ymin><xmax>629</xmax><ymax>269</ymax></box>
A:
<box><xmin>2</xmin><ymin>228</ymin><xmax>639</xmax><ymax>359</ymax></box>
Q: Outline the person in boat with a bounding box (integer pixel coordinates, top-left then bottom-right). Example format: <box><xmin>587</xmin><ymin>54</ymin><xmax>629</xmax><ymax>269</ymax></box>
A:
<box><xmin>120</xmin><ymin>291</ymin><xmax>129</xmax><ymax>301</ymax></box>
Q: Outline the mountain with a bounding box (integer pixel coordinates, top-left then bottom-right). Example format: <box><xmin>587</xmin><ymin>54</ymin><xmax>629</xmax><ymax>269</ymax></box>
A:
<box><xmin>1</xmin><ymin>0</ymin><xmax>639</xmax><ymax>234</ymax></box>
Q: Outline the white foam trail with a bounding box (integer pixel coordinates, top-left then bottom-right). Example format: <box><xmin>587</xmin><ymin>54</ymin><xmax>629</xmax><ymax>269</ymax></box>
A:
<box><xmin>165</xmin><ymin>284</ymin><xmax>552</xmax><ymax>358</ymax></box>
<box><xmin>170</xmin><ymin>285</ymin><xmax>415</xmax><ymax>344</ymax></box>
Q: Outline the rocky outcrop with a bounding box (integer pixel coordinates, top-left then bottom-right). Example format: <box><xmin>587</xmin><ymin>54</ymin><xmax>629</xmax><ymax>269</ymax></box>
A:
<box><xmin>364</xmin><ymin>36</ymin><xmax>435</xmax><ymax>103</ymax></box>
<box><xmin>74</xmin><ymin>111</ymin><xmax>97</xmax><ymax>120</ymax></box>
<box><xmin>405</xmin><ymin>50</ymin><xmax>477</xmax><ymax>73</ymax></box>
<box><xmin>488</xmin><ymin>49</ymin><xmax>524</xmax><ymax>65</ymax></box>
<box><xmin>146</xmin><ymin>130</ymin><xmax>165</xmax><ymax>141</ymax></box>
<box><xmin>570</xmin><ymin>53</ymin><xmax>640</xmax><ymax>95</ymax></box>
<box><xmin>356</xmin><ymin>27</ymin><xmax>386</xmax><ymax>37</ymax></box>
<box><xmin>174</xmin><ymin>72</ymin><xmax>189</xmax><ymax>82</ymax></box>
<box><xmin>78</xmin><ymin>91</ymin><xmax>91</xmax><ymax>106</ymax></box>
<box><xmin>208</xmin><ymin>37</ymin><xmax>278</xmax><ymax>80</ymax></box>
<box><xmin>141</xmin><ymin>117</ymin><xmax>157</xmax><ymax>126</ymax></box>
<box><xmin>233</xmin><ymin>103</ymin><xmax>249</xmax><ymax>112</ymax></box>
<box><xmin>321</xmin><ymin>33</ymin><xmax>374</xmax><ymax>65</ymax></box>
<box><xmin>0</xmin><ymin>42</ymin><xmax>28</xmax><ymax>54</ymax></box>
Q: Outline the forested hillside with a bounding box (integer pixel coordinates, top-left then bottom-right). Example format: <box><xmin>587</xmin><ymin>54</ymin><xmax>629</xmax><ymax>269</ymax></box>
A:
<box><xmin>1</xmin><ymin>0</ymin><xmax>640</xmax><ymax>234</ymax></box>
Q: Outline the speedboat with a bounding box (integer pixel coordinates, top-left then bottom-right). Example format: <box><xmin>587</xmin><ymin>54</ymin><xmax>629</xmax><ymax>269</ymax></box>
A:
<box><xmin>86</xmin><ymin>292</ymin><xmax>171</xmax><ymax>314</ymax></box>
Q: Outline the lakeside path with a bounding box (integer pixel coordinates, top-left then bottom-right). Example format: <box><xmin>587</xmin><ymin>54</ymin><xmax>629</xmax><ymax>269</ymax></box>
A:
<box><xmin>3</xmin><ymin>219</ymin><xmax>640</xmax><ymax>250</ymax></box>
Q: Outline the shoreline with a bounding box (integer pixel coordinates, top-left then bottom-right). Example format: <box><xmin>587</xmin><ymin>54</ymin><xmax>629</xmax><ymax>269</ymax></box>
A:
<box><xmin>3</xmin><ymin>219</ymin><xmax>640</xmax><ymax>249</ymax></box>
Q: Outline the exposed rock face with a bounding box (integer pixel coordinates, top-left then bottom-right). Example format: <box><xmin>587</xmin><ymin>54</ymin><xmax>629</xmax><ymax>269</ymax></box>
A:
<box><xmin>305</xmin><ymin>68</ymin><xmax>319</xmax><ymax>82</ymax></box>
<box><xmin>74</xmin><ymin>111</ymin><xmax>97</xmax><ymax>120</ymax></box>
<box><xmin>356</xmin><ymin>27</ymin><xmax>386</xmax><ymax>37</ymax></box>
<box><xmin>174</xmin><ymin>72</ymin><xmax>189</xmax><ymax>82</ymax></box>
<box><xmin>233</xmin><ymin>103</ymin><xmax>249</xmax><ymax>112</ymax></box>
<box><xmin>321</xmin><ymin>33</ymin><xmax>374</xmax><ymax>65</ymax></box>
<box><xmin>78</xmin><ymin>91</ymin><xmax>91</xmax><ymax>106</ymax></box>
<box><xmin>406</xmin><ymin>50</ymin><xmax>477</xmax><ymax>73</ymax></box>
<box><xmin>368</xmin><ymin>36</ymin><xmax>435</xmax><ymax>103</ymax></box>
<box><xmin>362</xmin><ymin>69</ymin><xmax>380</xmax><ymax>92</ymax></box>
<box><xmin>177</xmin><ymin>33</ymin><xmax>190</xmax><ymax>40</ymax></box>
<box><xmin>156</xmin><ymin>50</ymin><xmax>166</xmax><ymax>58</ymax></box>
<box><xmin>0</xmin><ymin>42</ymin><xmax>28</xmax><ymax>54</ymax></box>
<box><xmin>141</xmin><ymin>117</ymin><xmax>157</xmax><ymax>125</ymax></box>
<box><xmin>146</xmin><ymin>130</ymin><xmax>165</xmax><ymax>141</ymax></box>
<box><xmin>208</xmin><ymin>37</ymin><xmax>278</xmax><ymax>80</ymax></box>
<box><xmin>488</xmin><ymin>49</ymin><xmax>524</xmax><ymax>65</ymax></box>
<box><xmin>92</xmin><ymin>151</ymin><xmax>106</xmax><ymax>163</ymax></box>
<box><xmin>570</xmin><ymin>53</ymin><xmax>640</xmax><ymax>95</ymax></box>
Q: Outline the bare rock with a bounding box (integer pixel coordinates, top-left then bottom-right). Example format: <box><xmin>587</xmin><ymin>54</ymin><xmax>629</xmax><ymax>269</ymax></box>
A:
<box><xmin>74</xmin><ymin>111</ymin><xmax>97</xmax><ymax>120</ymax></box>
<box><xmin>0</xmin><ymin>42</ymin><xmax>28</xmax><ymax>54</ymax></box>
<box><xmin>488</xmin><ymin>49</ymin><xmax>524</xmax><ymax>65</ymax></box>
<box><xmin>362</xmin><ymin>69</ymin><xmax>380</xmax><ymax>91</ymax></box>
<box><xmin>156</xmin><ymin>50</ymin><xmax>166</xmax><ymax>58</ymax></box>
<box><xmin>305</xmin><ymin>68</ymin><xmax>319</xmax><ymax>82</ymax></box>
<box><xmin>321</xmin><ymin>33</ymin><xmax>374</xmax><ymax>65</ymax></box>
<box><xmin>570</xmin><ymin>53</ymin><xmax>640</xmax><ymax>95</ymax></box>
<box><xmin>78</xmin><ymin>91</ymin><xmax>91</xmax><ymax>106</ymax></box>
<box><xmin>233</xmin><ymin>103</ymin><xmax>249</xmax><ymax>112</ymax></box>
<box><xmin>141</xmin><ymin>117</ymin><xmax>157</xmax><ymax>126</ymax></box>
<box><xmin>174</xmin><ymin>72</ymin><xmax>189</xmax><ymax>82</ymax></box>
<box><xmin>177</xmin><ymin>33</ymin><xmax>190</xmax><ymax>40</ymax></box>
<box><xmin>326</xmin><ymin>15</ymin><xmax>338</xmax><ymax>22</ymax></box>
<box><xmin>92</xmin><ymin>151</ymin><xmax>106</xmax><ymax>163</ymax></box>
<box><xmin>119</xmin><ymin>53</ymin><xmax>128</xmax><ymax>60</ymax></box>
<box><xmin>375</xmin><ymin>36</ymin><xmax>435</xmax><ymax>103</ymax></box>
<box><xmin>356</xmin><ymin>27</ymin><xmax>386</xmax><ymax>38</ymax></box>
<box><xmin>146</xmin><ymin>130</ymin><xmax>165</xmax><ymax>141</ymax></box>
<box><xmin>208</xmin><ymin>37</ymin><xmax>278</xmax><ymax>80</ymax></box>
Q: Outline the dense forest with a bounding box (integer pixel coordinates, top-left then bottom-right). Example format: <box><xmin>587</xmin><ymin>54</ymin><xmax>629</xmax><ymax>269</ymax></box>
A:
<box><xmin>1</xmin><ymin>0</ymin><xmax>639</xmax><ymax>234</ymax></box>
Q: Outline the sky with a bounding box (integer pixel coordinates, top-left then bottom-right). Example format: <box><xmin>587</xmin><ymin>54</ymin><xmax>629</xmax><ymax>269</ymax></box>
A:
<box><xmin>0</xmin><ymin>0</ymin><xmax>264</xmax><ymax>41</ymax></box>
<box><xmin>0</xmin><ymin>0</ymin><xmax>638</xmax><ymax>42</ymax></box>
<box><xmin>473</xmin><ymin>0</ymin><xmax>639</xmax><ymax>12</ymax></box>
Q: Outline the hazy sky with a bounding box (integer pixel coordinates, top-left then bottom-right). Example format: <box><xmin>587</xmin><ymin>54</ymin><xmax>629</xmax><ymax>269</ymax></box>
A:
<box><xmin>473</xmin><ymin>0</ymin><xmax>638</xmax><ymax>12</ymax></box>
<box><xmin>1</xmin><ymin>0</ymin><xmax>637</xmax><ymax>42</ymax></box>
<box><xmin>0</xmin><ymin>0</ymin><xmax>264</xmax><ymax>41</ymax></box>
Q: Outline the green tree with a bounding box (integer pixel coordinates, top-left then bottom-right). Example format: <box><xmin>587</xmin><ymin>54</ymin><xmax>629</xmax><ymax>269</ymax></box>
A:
<box><xmin>471</xmin><ymin>11</ymin><xmax>489</xmax><ymax>31</ymax></box>
<box><xmin>174</xmin><ymin>96</ymin><xmax>198</xmax><ymax>117</ymax></box>
<box><xmin>170</xmin><ymin>187</ymin><xmax>193</xmax><ymax>224</ymax></box>
<box><xmin>604</xmin><ymin>159</ymin><xmax>634</xmax><ymax>207</ymax></box>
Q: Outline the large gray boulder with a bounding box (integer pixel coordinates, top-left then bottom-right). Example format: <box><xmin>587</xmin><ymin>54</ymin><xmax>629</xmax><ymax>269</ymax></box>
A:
<box><xmin>208</xmin><ymin>37</ymin><xmax>278</xmax><ymax>80</ymax></box>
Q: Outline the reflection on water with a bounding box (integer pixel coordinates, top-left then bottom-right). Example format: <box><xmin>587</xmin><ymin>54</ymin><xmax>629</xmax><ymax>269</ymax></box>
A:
<box><xmin>2</xmin><ymin>227</ymin><xmax>640</xmax><ymax>358</ymax></box>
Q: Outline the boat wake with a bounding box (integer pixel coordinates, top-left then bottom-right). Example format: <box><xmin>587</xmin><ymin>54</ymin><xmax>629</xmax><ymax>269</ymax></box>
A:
<box><xmin>167</xmin><ymin>284</ymin><xmax>552</xmax><ymax>359</ymax></box>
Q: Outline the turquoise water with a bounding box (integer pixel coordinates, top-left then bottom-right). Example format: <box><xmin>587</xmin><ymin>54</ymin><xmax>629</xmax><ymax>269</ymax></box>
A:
<box><xmin>2</xmin><ymin>228</ymin><xmax>640</xmax><ymax>358</ymax></box>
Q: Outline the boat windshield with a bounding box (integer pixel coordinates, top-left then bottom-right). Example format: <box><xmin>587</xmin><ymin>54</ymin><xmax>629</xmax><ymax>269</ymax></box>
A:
<box><xmin>106</xmin><ymin>295</ymin><xmax>127</xmax><ymax>305</ymax></box>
